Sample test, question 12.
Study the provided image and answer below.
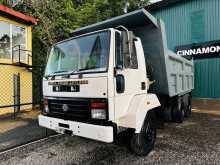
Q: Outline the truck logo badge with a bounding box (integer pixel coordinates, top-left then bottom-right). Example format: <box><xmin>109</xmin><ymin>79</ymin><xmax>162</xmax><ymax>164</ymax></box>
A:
<box><xmin>62</xmin><ymin>104</ymin><xmax>69</xmax><ymax>112</ymax></box>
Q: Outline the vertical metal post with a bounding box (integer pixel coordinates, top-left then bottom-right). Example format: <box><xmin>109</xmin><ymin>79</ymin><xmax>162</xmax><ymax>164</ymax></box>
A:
<box><xmin>13</xmin><ymin>73</ymin><xmax>21</xmax><ymax>119</ymax></box>
<box><xmin>17</xmin><ymin>73</ymin><xmax>20</xmax><ymax>113</ymax></box>
<box><xmin>13</xmin><ymin>74</ymin><xmax>16</xmax><ymax>119</ymax></box>
<box><xmin>12</xmin><ymin>46</ymin><xmax>14</xmax><ymax>64</ymax></box>
<box><xmin>18</xmin><ymin>45</ymin><xmax>21</xmax><ymax>63</ymax></box>
<box><xmin>40</xmin><ymin>67</ymin><xmax>43</xmax><ymax>110</ymax></box>
<box><xmin>28</xmin><ymin>54</ymin><xmax>29</xmax><ymax>65</ymax></box>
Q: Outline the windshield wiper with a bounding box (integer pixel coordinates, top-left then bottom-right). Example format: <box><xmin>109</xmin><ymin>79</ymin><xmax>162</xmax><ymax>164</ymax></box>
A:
<box><xmin>62</xmin><ymin>67</ymin><xmax>97</xmax><ymax>77</ymax></box>
<box><xmin>46</xmin><ymin>67</ymin><xmax>99</xmax><ymax>79</ymax></box>
<box><xmin>45</xmin><ymin>70</ymin><xmax>68</xmax><ymax>79</ymax></box>
<box><xmin>78</xmin><ymin>67</ymin><xmax>97</xmax><ymax>72</ymax></box>
<box><xmin>62</xmin><ymin>68</ymin><xmax>95</xmax><ymax>77</ymax></box>
<box><xmin>52</xmin><ymin>70</ymin><xmax>68</xmax><ymax>74</ymax></box>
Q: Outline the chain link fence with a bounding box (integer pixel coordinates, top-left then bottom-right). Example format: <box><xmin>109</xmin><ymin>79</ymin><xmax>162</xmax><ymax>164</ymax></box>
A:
<box><xmin>0</xmin><ymin>65</ymin><xmax>14</xmax><ymax>110</ymax></box>
<box><xmin>0</xmin><ymin>64</ymin><xmax>33</xmax><ymax>114</ymax></box>
<box><xmin>0</xmin><ymin>64</ymin><xmax>55</xmax><ymax>152</ymax></box>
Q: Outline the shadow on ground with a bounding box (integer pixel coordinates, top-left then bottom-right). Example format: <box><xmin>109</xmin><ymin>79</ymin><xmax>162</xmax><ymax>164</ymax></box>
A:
<box><xmin>0</xmin><ymin>110</ymin><xmax>55</xmax><ymax>152</ymax></box>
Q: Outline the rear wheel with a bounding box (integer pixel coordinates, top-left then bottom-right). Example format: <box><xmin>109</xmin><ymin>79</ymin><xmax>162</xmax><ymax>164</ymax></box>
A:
<box><xmin>129</xmin><ymin>113</ymin><xmax>156</xmax><ymax>156</ymax></box>
<box><xmin>172</xmin><ymin>97</ymin><xmax>184</xmax><ymax>123</ymax></box>
<box><xmin>185</xmin><ymin>95</ymin><xmax>192</xmax><ymax>117</ymax></box>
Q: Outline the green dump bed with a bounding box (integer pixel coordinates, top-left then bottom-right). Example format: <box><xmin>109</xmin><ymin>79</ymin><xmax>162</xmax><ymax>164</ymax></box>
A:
<box><xmin>72</xmin><ymin>9</ymin><xmax>194</xmax><ymax>97</ymax></box>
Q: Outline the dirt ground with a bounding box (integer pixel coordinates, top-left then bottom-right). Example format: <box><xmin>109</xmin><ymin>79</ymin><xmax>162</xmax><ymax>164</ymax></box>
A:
<box><xmin>0</xmin><ymin>105</ymin><xmax>32</xmax><ymax>116</ymax></box>
<box><xmin>0</xmin><ymin>102</ymin><xmax>219</xmax><ymax>165</ymax></box>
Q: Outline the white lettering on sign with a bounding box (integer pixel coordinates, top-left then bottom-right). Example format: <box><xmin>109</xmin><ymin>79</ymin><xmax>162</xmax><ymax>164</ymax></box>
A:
<box><xmin>177</xmin><ymin>45</ymin><xmax>220</xmax><ymax>56</ymax></box>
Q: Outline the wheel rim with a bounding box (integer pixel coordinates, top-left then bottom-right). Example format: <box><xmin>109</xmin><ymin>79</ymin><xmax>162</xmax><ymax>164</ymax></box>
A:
<box><xmin>188</xmin><ymin>104</ymin><xmax>192</xmax><ymax>114</ymax></box>
<box><xmin>188</xmin><ymin>103</ymin><xmax>191</xmax><ymax>110</ymax></box>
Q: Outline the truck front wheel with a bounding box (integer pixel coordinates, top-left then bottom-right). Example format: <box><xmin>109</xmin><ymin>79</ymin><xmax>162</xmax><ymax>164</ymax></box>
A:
<box><xmin>129</xmin><ymin>113</ymin><xmax>156</xmax><ymax>156</ymax></box>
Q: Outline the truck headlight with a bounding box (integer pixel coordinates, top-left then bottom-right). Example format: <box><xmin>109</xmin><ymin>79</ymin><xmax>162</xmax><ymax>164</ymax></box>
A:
<box><xmin>43</xmin><ymin>97</ymin><xmax>49</xmax><ymax>114</ymax></box>
<box><xmin>91</xmin><ymin>102</ymin><xmax>107</xmax><ymax>120</ymax></box>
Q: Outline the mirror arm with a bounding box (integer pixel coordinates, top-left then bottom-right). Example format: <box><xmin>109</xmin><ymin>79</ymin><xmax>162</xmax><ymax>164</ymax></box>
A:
<box><xmin>116</xmin><ymin>25</ymin><xmax>129</xmax><ymax>32</ymax></box>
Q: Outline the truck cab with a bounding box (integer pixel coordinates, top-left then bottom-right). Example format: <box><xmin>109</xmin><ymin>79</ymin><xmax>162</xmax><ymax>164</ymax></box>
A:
<box><xmin>39</xmin><ymin>9</ymin><xmax>194</xmax><ymax>156</ymax></box>
<box><xmin>39</xmin><ymin>27</ymin><xmax>160</xmax><ymax>153</ymax></box>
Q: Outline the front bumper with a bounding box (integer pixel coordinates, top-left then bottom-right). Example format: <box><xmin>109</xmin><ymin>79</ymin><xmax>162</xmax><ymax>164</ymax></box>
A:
<box><xmin>38</xmin><ymin>115</ymin><xmax>114</xmax><ymax>143</ymax></box>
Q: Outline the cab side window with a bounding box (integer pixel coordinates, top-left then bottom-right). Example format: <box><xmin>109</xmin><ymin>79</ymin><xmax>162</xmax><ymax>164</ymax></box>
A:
<box><xmin>130</xmin><ymin>41</ymin><xmax>138</xmax><ymax>69</ymax></box>
<box><xmin>115</xmin><ymin>32</ymin><xmax>123</xmax><ymax>67</ymax></box>
<box><xmin>115</xmin><ymin>31</ymin><xmax>138</xmax><ymax>69</ymax></box>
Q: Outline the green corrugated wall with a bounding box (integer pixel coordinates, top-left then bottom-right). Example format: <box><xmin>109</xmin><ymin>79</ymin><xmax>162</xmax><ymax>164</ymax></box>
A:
<box><xmin>194</xmin><ymin>58</ymin><xmax>220</xmax><ymax>98</ymax></box>
<box><xmin>152</xmin><ymin>0</ymin><xmax>220</xmax><ymax>99</ymax></box>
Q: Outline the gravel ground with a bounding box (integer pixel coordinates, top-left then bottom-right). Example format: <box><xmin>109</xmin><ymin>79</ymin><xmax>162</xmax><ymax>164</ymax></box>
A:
<box><xmin>0</xmin><ymin>109</ymin><xmax>219</xmax><ymax>165</ymax></box>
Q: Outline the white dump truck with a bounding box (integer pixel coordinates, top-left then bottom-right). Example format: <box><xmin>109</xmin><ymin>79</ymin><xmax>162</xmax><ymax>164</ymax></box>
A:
<box><xmin>39</xmin><ymin>9</ymin><xmax>194</xmax><ymax>155</ymax></box>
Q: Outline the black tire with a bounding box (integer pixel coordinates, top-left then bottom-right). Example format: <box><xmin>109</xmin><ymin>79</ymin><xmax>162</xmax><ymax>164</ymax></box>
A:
<box><xmin>172</xmin><ymin>97</ymin><xmax>184</xmax><ymax>123</ymax></box>
<box><xmin>116</xmin><ymin>128</ymin><xmax>134</xmax><ymax>145</ymax></box>
<box><xmin>129</xmin><ymin>113</ymin><xmax>156</xmax><ymax>156</ymax></box>
<box><xmin>164</xmin><ymin>104</ymin><xmax>172</xmax><ymax>122</ymax></box>
<box><xmin>185</xmin><ymin>96</ymin><xmax>192</xmax><ymax>117</ymax></box>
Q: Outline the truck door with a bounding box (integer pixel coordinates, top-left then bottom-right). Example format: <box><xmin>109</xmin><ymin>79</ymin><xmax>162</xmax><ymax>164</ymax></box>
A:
<box><xmin>114</xmin><ymin>31</ymin><xmax>142</xmax><ymax>119</ymax></box>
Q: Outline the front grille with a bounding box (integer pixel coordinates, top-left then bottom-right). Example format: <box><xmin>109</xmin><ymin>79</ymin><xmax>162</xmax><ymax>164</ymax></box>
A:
<box><xmin>47</xmin><ymin>98</ymin><xmax>108</xmax><ymax>123</ymax></box>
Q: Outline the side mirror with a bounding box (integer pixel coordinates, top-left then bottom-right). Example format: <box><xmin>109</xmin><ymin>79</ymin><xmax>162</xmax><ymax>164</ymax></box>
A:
<box><xmin>121</xmin><ymin>31</ymin><xmax>130</xmax><ymax>56</ymax></box>
<box><xmin>116</xmin><ymin>74</ymin><xmax>125</xmax><ymax>93</ymax></box>
<box><xmin>121</xmin><ymin>31</ymin><xmax>135</xmax><ymax>67</ymax></box>
<box><xmin>128</xmin><ymin>31</ymin><xmax>134</xmax><ymax>57</ymax></box>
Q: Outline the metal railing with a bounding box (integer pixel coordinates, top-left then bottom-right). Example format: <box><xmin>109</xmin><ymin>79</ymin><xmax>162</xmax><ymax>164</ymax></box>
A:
<box><xmin>12</xmin><ymin>45</ymin><xmax>32</xmax><ymax>67</ymax></box>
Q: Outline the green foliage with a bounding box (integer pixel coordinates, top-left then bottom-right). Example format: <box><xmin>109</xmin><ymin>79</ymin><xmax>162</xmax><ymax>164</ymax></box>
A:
<box><xmin>0</xmin><ymin>0</ymin><xmax>11</xmax><ymax>6</ymax></box>
<box><xmin>10</xmin><ymin>0</ymin><xmax>149</xmax><ymax>67</ymax></box>
<box><xmin>2</xmin><ymin>0</ymin><xmax>148</xmax><ymax>102</ymax></box>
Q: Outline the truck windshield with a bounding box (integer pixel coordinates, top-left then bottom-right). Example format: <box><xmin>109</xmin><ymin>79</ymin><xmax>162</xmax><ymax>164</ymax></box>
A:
<box><xmin>45</xmin><ymin>31</ymin><xmax>110</xmax><ymax>76</ymax></box>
